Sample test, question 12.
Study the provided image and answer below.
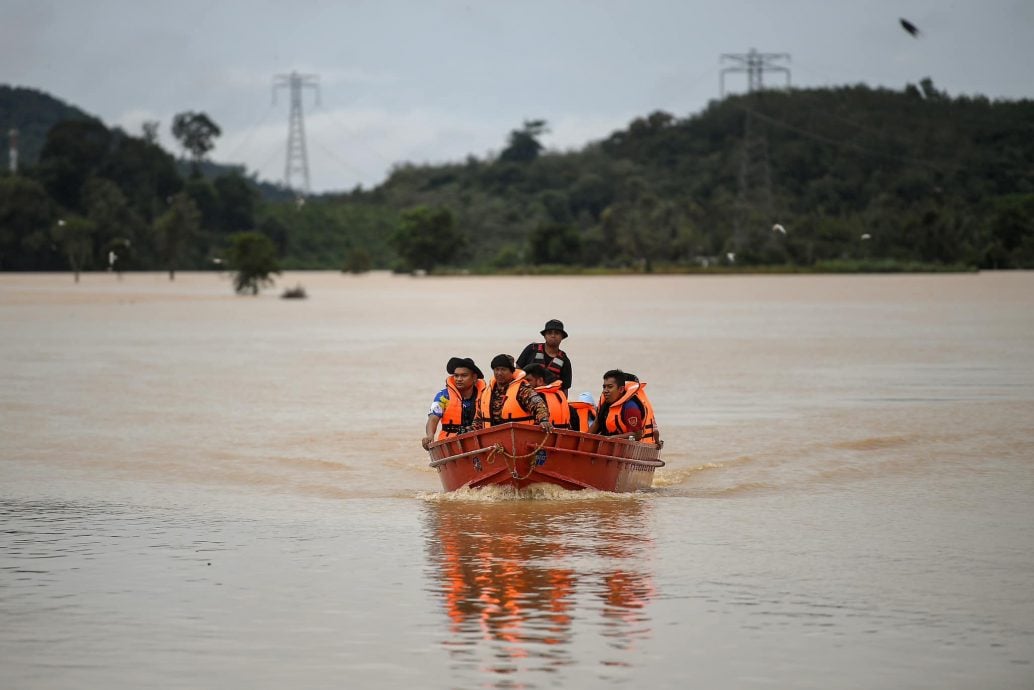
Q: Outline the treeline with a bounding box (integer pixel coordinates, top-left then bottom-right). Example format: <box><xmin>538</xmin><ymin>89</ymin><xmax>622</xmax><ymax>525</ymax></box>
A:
<box><xmin>364</xmin><ymin>80</ymin><xmax>1034</xmax><ymax>272</ymax></box>
<box><xmin>0</xmin><ymin>113</ymin><xmax>271</xmax><ymax>276</ymax></box>
<box><xmin>0</xmin><ymin>86</ymin><xmax>290</xmax><ymax>277</ymax></box>
<box><xmin>2</xmin><ymin>80</ymin><xmax>1033</xmax><ymax>276</ymax></box>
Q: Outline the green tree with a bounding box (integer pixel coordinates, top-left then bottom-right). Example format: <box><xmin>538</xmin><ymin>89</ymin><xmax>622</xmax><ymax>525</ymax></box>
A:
<box><xmin>81</xmin><ymin>177</ymin><xmax>140</xmax><ymax>266</ymax></box>
<box><xmin>36</xmin><ymin>119</ymin><xmax>112</xmax><ymax>210</ymax></box>
<box><xmin>0</xmin><ymin>176</ymin><xmax>55</xmax><ymax>270</ymax></box>
<box><xmin>155</xmin><ymin>193</ymin><xmax>201</xmax><ymax>280</ymax></box>
<box><xmin>528</xmin><ymin>222</ymin><xmax>581</xmax><ymax>265</ymax></box>
<box><xmin>183</xmin><ymin>177</ymin><xmax>220</xmax><ymax>231</ymax></box>
<box><xmin>342</xmin><ymin>247</ymin><xmax>372</xmax><ymax>273</ymax></box>
<box><xmin>141</xmin><ymin>120</ymin><xmax>160</xmax><ymax>144</ymax></box>
<box><xmin>51</xmin><ymin>216</ymin><xmax>95</xmax><ymax>282</ymax></box>
<box><xmin>390</xmin><ymin>206</ymin><xmax>463</xmax><ymax>273</ymax></box>
<box><xmin>499</xmin><ymin>120</ymin><xmax>548</xmax><ymax>163</ymax></box>
<box><xmin>258</xmin><ymin>215</ymin><xmax>290</xmax><ymax>257</ymax></box>
<box><xmin>213</xmin><ymin>172</ymin><xmax>257</xmax><ymax>234</ymax></box>
<box><xmin>171</xmin><ymin>111</ymin><xmax>221</xmax><ymax>174</ymax></box>
<box><xmin>227</xmin><ymin>232</ymin><xmax>280</xmax><ymax>294</ymax></box>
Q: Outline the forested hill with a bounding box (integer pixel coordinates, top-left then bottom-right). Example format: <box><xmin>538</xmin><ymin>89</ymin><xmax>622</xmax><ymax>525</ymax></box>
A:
<box><xmin>312</xmin><ymin>80</ymin><xmax>1031</xmax><ymax>272</ymax></box>
<box><xmin>0</xmin><ymin>85</ymin><xmax>286</xmax><ymax>197</ymax></box>
<box><xmin>1</xmin><ymin>85</ymin><xmax>95</xmax><ymax>167</ymax></box>
<box><xmin>2</xmin><ymin>81</ymin><xmax>1032</xmax><ymax>275</ymax></box>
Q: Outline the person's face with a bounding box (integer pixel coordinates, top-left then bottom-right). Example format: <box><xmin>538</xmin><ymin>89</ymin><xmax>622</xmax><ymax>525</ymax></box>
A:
<box><xmin>543</xmin><ymin>330</ymin><xmax>563</xmax><ymax>347</ymax></box>
<box><xmin>527</xmin><ymin>375</ymin><xmax>544</xmax><ymax>388</ymax></box>
<box><xmin>452</xmin><ymin>367</ymin><xmax>476</xmax><ymax>391</ymax></box>
<box><xmin>602</xmin><ymin>376</ymin><xmax>623</xmax><ymax>404</ymax></box>
<box><xmin>493</xmin><ymin>367</ymin><xmax>515</xmax><ymax>384</ymax></box>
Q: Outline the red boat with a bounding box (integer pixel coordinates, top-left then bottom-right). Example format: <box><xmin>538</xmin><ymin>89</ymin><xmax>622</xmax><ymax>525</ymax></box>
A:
<box><xmin>427</xmin><ymin>422</ymin><xmax>664</xmax><ymax>492</ymax></box>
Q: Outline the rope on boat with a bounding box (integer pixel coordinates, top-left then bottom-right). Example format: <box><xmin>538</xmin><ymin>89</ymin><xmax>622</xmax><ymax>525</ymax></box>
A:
<box><xmin>484</xmin><ymin>430</ymin><xmax>552</xmax><ymax>480</ymax></box>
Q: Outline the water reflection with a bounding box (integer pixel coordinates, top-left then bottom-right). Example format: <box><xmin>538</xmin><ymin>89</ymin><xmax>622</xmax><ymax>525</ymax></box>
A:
<box><xmin>422</xmin><ymin>495</ymin><xmax>657</xmax><ymax>679</ymax></box>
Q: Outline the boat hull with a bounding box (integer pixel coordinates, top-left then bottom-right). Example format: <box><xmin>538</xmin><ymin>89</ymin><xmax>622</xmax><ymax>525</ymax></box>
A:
<box><xmin>427</xmin><ymin>423</ymin><xmax>663</xmax><ymax>492</ymax></box>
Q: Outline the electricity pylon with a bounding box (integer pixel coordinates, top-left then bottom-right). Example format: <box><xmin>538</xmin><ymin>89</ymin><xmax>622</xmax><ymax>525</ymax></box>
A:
<box><xmin>273</xmin><ymin>72</ymin><xmax>320</xmax><ymax>194</ymax></box>
<box><xmin>719</xmin><ymin>48</ymin><xmax>790</xmax><ymax>97</ymax></box>
<box><xmin>8</xmin><ymin>128</ymin><xmax>17</xmax><ymax>173</ymax></box>
<box><xmin>720</xmin><ymin>49</ymin><xmax>790</xmax><ymax>252</ymax></box>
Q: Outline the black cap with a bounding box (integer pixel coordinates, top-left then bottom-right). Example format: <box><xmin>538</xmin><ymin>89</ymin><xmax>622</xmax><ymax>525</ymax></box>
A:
<box><xmin>446</xmin><ymin>356</ymin><xmax>483</xmax><ymax>379</ymax></box>
<box><xmin>540</xmin><ymin>319</ymin><xmax>568</xmax><ymax>339</ymax></box>
<box><xmin>490</xmin><ymin>354</ymin><xmax>516</xmax><ymax>371</ymax></box>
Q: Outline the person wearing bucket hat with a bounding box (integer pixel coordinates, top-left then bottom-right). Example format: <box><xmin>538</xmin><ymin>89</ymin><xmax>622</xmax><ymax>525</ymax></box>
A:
<box><xmin>516</xmin><ymin>318</ymin><xmax>572</xmax><ymax>395</ymax></box>
<box><xmin>422</xmin><ymin>357</ymin><xmax>486</xmax><ymax>450</ymax></box>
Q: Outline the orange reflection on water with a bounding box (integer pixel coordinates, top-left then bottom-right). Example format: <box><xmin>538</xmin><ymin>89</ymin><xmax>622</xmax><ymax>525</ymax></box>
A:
<box><xmin>423</xmin><ymin>495</ymin><xmax>656</xmax><ymax>674</ymax></box>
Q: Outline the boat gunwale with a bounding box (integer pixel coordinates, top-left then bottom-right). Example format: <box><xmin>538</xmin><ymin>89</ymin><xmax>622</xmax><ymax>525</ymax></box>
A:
<box><xmin>427</xmin><ymin>423</ymin><xmax>664</xmax><ymax>470</ymax></box>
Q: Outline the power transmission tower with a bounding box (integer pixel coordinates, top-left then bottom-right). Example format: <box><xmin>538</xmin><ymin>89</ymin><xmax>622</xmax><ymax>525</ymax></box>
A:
<box><xmin>273</xmin><ymin>72</ymin><xmax>320</xmax><ymax>194</ymax></box>
<box><xmin>719</xmin><ymin>49</ymin><xmax>790</xmax><ymax>254</ymax></box>
<box><xmin>719</xmin><ymin>48</ymin><xmax>790</xmax><ymax>97</ymax></box>
<box><xmin>8</xmin><ymin>128</ymin><xmax>17</xmax><ymax>174</ymax></box>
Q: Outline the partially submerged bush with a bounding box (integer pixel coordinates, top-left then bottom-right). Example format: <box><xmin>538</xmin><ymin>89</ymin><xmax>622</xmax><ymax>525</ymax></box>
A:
<box><xmin>280</xmin><ymin>284</ymin><xmax>307</xmax><ymax>299</ymax></box>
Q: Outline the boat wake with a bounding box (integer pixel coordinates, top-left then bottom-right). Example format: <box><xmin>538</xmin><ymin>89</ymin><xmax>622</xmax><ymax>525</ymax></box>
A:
<box><xmin>416</xmin><ymin>483</ymin><xmax>645</xmax><ymax>503</ymax></box>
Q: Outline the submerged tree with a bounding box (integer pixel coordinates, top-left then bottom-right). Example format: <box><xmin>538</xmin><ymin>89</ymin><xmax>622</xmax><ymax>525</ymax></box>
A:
<box><xmin>154</xmin><ymin>193</ymin><xmax>201</xmax><ymax>281</ymax></box>
<box><xmin>51</xmin><ymin>216</ymin><xmax>95</xmax><ymax>282</ymax></box>
<box><xmin>227</xmin><ymin>231</ymin><xmax>280</xmax><ymax>295</ymax></box>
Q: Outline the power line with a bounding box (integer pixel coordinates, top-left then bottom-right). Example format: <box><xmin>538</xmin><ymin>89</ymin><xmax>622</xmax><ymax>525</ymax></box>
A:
<box><xmin>741</xmin><ymin>105</ymin><xmax>952</xmax><ymax>173</ymax></box>
<box><xmin>221</xmin><ymin>102</ymin><xmax>277</xmax><ymax>163</ymax></box>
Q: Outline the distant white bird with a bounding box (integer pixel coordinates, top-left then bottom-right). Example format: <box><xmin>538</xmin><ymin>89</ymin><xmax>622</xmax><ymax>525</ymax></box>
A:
<box><xmin>772</xmin><ymin>223</ymin><xmax>786</xmax><ymax>235</ymax></box>
<box><xmin>726</xmin><ymin>252</ymin><xmax>736</xmax><ymax>263</ymax></box>
<box><xmin>860</xmin><ymin>233</ymin><xmax>872</xmax><ymax>240</ymax></box>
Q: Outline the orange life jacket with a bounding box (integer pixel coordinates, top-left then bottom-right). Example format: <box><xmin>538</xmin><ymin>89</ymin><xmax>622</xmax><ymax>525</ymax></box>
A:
<box><xmin>477</xmin><ymin>370</ymin><xmax>535</xmax><ymax>426</ymax></box>
<box><xmin>437</xmin><ymin>376</ymin><xmax>487</xmax><ymax>440</ymax></box>
<box><xmin>534</xmin><ymin>380</ymin><xmax>570</xmax><ymax>427</ymax></box>
<box><xmin>568</xmin><ymin>401</ymin><xmax>596</xmax><ymax>432</ymax></box>
<box><xmin>599</xmin><ymin>382</ymin><xmax>658</xmax><ymax>443</ymax></box>
<box><xmin>634</xmin><ymin>382</ymin><xmax>659</xmax><ymax>444</ymax></box>
<box><xmin>601</xmin><ymin>382</ymin><xmax>641</xmax><ymax>437</ymax></box>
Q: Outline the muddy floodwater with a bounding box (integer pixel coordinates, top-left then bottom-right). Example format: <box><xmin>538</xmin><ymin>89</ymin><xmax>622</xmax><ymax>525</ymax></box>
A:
<box><xmin>2</xmin><ymin>270</ymin><xmax>1032</xmax><ymax>689</ymax></box>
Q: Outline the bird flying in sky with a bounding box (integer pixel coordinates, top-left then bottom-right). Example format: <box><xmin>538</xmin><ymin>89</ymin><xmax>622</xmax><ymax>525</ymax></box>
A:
<box><xmin>900</xmin><ymin>18</ymin><xmax>920</xmax><ymax>37</ymax></box>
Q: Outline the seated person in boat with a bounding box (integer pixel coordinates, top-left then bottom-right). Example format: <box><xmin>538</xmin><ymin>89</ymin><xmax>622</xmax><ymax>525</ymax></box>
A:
<box><xmin>516</xmin><ymin>319</ymin><xmax>573</xmax><ymax>396</ymax></box>
<box><xmin>589</xmin><ymin>369</ymin><xmax>661</xmax><ymax>446</ymax></box>
<box><xmin>622</xmin><ymin>372</ymin><xmax>661</xmax><ymax>446</ymax></box>
<box><xmin>523</xmin><ymin>364</ymin><xmax>570</xmax><ymax>428</ymax></box>
<box><xmin>568</xmin><ymin>391</ymin><xmax>597</xmax><ymax>432</ymax></box>
<box><xmin>422</xmin><ymin>357</ymin><xmax>486</xmax><ymax>450</ymax></box>
<box><xmin>472</xmin><ymin>354</ymin><xmax>553</xmax><ymax>433</ymax></box>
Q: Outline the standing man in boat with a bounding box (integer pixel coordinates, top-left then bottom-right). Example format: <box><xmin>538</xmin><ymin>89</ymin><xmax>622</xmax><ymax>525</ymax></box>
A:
<box><xmin>422</xmin><ymin>357</ymin><xmax>486</xmax><ymax>450</ymax></box>
<box><xmin>473</xmin><ymin>354</ymin><xmax>553</xmax><ymax>433</ymax></box>
<box><xmin>516</xmin><ymin>319</ymin><xmax>573</xmax><ymax>396</ymax></box>
<box><xmin>523</xmin><ymin>364</ymin><xmax>570</xmax><ymax>428</ymax></box>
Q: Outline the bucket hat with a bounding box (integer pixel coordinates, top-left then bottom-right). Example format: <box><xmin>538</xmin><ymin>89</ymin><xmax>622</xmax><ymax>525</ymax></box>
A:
<box><xmin>540</xmin><ymin>319</ymin><xmax>568</xmax><ymax>339</ymax></box>
<box><xmin>446</xmin><ymin>356</ymin><xmax>484</xmax><ymax>379</ymax></box>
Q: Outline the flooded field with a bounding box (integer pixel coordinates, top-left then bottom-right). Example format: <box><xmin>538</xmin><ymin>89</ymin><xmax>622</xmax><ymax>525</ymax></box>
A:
<box><xmin>2</xmin><ymin>270</ymin><xmax>1032</xmax><ymax>689</ymax></box>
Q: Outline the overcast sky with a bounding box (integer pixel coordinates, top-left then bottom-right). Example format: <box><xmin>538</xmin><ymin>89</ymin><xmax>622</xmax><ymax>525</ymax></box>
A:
<box><xmin>3</xmin><ymin>0</ymin><xmax>1032</xmax><ymax>193</ymax></box>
